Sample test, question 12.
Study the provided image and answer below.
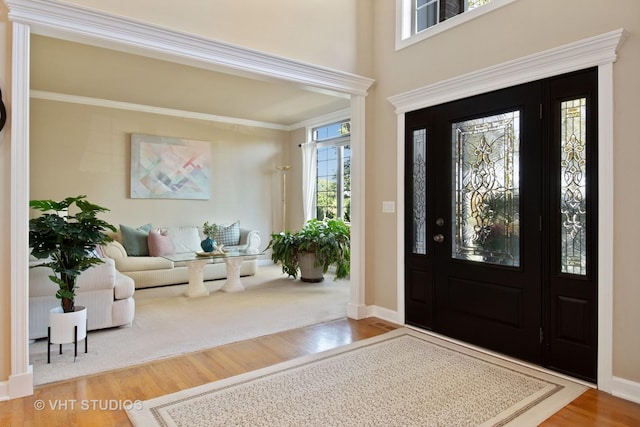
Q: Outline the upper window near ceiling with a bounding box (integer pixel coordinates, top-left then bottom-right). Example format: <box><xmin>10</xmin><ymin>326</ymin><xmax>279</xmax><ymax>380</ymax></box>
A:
<box><xmin>396</xmin><ymin>0</ymin><xmax>517</xmax><ymax>50</ymax></box>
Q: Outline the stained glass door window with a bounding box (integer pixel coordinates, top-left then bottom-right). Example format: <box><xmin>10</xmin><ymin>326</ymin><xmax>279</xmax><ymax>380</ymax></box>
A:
<box><xmin>452</xmin><ymin>111</ymin><xmax>520</xmax><ymax>266</ymax></box>
<box><xmin>412</xmin><ymin>129</ymin><xmax>427</xmax><ymax>255</ymax></box>
<box><xmin>560</xmin><ymin>98</ymin><xmax>587</xmax><ymax>275</ymax></box>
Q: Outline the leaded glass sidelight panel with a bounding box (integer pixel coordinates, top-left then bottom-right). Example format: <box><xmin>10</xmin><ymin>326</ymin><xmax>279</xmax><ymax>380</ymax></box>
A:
<box><xmin>560</xmin><ymin>98</ymin><xmax>587</xmax><ymax>275</ymax></box>
<box><xmin>413</xmin><ymin>129</ymin><xmax>427</xmax><ymax>255</ymax></box>
<box><xmin>452</xmin><ymin>111</ymin><xmax>520</xmax><ymax>266</ymax></box>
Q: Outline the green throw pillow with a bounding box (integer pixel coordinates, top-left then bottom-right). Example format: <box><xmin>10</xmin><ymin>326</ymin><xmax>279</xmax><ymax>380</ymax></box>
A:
<box><xmin>120</xmin><ymin>223</ymin><xmax>153</xmax><ymax>256</ymax></box>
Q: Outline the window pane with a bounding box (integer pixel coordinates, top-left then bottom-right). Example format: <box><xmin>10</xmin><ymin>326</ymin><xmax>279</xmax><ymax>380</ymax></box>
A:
<box><xmin>560</xmin><ymin>98</ymin><xmax>588</xmax><ymax>275</ymax></box>
<box><xmin>452</xmin><ymin>111</ymin><xmax>520</xmax><ymax>266</ymax></box>
<box><xmin>412</xmin><ymin>0</ymin><xmax>494</xmax><ymax>36</ymax></box>
<box><xmin>317</xmin><ymin>146</ymin><xmax>338</xmax><ymax>220</ymax></box>
<box><xmin>413</xmin><ymin>129</ymin><xmax>427</xmax><ymax>255</ymax></box>
<box><xmin>313</xmin><ymin>121</ymin><xmax>351</xmax><ymax>221</ymax></box>
<box><xmin>343</xmin><ymin>146</ymin><xmax>351</xmax><ymax>222</ymax></box>
<box><xmin>312</xmin><ymin>120</ymin><xmax>350</xmax><ymax>141</ymax></box>
<box><xmin>417</xmin><ymin>0</ymin><xmax>438</xmax><ymax>32</ymax></box>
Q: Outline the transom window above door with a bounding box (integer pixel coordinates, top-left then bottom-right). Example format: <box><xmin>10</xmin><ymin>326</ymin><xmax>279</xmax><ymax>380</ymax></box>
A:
<box><xmin>396</xmin><ymin>0</ymin><xmax>516</xmax><ymax>50</ymax></box>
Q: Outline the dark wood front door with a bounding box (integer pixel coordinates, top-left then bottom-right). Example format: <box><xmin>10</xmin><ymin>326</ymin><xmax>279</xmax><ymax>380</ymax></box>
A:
<box><xmin>404</xmin><ymin>68</ymin><xmax>598</xmax><ymax>382</ymax></box>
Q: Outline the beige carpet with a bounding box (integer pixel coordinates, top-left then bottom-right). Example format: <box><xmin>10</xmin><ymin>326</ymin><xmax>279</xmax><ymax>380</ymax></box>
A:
<box><xmin>29</xmin><ymin>264</ymin><xmax>349</xmax><ymax>386</ymax></box>
<box><xmin>127</xmin><ymin>328</ymin><xmax>587</xmax><ymax>427</ymax></box>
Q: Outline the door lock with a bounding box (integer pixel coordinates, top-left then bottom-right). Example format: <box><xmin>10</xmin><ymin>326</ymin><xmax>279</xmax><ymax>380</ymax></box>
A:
<box><xmin>433</xmin><ymin>234</ymin><xmax>444</xmax><ymax>243</ymax></box>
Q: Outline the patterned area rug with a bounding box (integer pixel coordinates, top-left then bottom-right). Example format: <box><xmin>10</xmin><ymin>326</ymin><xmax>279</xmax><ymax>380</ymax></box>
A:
<box><xmin>127</xmin><ymin>328</ymin><xmax>587</xmax><ymax>427</ymax></box>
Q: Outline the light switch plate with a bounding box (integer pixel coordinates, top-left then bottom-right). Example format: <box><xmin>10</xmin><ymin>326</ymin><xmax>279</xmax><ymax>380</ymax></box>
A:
<box><xmin>382</xmin><ymin>201</ymin><xmax>395</xmax><ymax>213</ymax></box>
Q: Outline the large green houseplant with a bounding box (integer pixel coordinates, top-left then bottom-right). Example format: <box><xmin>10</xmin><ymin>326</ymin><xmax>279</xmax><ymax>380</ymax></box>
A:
<box><xmin>267</xmin><ymin>218</ymin><xmax>350</xmax><ymax>281</ymax></box>
<box><xmin>29</xmin><ymin>195</ymin><xmax>116</xmax><ymax>313</ymax></box>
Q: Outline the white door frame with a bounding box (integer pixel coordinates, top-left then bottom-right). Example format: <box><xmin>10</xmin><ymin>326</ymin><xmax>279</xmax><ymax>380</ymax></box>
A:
<box><xmin>389</xmin><ymin>29</ymin><xmax>627</xmax><ymax>392</ymax></box>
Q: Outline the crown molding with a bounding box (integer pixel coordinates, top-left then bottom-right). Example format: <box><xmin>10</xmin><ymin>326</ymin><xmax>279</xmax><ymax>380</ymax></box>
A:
<box><xmin>5</xmin><ymin>0</ymin><xmax>374</xmax><ymax>98</ymax></box>
<box><xmin>292</xmin><ymin>108</ymin><xmax>351</xmax><ymax>131</ymax></box>
<box><xmin>31</xmin><ymin>90</ymin><xmax>293</xmax><ymax>131</ymax></box>
<box><xmin>389</xmin><ymin>28</ymin><xmax>627</xmax><ymax>113</ymax></box>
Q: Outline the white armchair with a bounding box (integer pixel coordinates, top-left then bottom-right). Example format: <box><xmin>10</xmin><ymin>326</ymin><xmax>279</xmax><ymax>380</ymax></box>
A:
<box><xmin>29</xmin><ymin>257</ymin><xmax>135</xmax><ymax>340</ymax></box>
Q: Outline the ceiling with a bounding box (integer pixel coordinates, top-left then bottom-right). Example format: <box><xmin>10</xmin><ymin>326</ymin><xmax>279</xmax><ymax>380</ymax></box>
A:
<box><xmin>30</xmin><ymin>35</ymin><xmax>350</xmax><ymax>129</ymax></box>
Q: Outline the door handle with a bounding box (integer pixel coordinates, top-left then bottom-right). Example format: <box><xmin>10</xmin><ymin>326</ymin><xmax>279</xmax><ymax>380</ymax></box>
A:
<box><xmin>433</xmin><ymin>234</ymin><xmax>444</xmax><ymax>243</ymax></box>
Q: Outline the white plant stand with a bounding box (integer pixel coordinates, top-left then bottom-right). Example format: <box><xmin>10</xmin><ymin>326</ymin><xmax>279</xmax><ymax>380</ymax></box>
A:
<box><xmin>48</xmin><ymin>306</ymin><xmax>88</xmax><ymax>363</ymax></box>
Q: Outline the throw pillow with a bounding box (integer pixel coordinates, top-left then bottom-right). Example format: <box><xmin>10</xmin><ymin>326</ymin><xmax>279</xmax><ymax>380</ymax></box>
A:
<box><xmin>215</xmin><ymin>221</ymin><xmax>240</xmax><ymax>246</ymax></box>
<box><xmin>120</xmin><ymin>223</ymin><xmax>153</xmax><ymax>256</ymax></box>
<box><xmin>167</xmin><ymin>226</ymin><xmax>201</xmax><ymax>253</ymax></box>
<box><xmin>148</xmin><ymin>229</ymin><xmax>175</xmax><ymax>257</ymax></box>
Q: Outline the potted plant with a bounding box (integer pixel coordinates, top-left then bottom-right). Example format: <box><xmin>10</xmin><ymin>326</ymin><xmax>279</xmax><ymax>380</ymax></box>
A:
<box><xmin>29</xmin><ymin>195</ymin><xmax>116</xmax><ymax>313</ymax></box>
<box><xmin>267</xmin><ymin>218</ymin><xmax>350</xmax><ymax>282</ymax></box>
<box><xmin>201</xmin><ymin>221</ymin><xmax>218</xmax><ymax>252</ymax></box>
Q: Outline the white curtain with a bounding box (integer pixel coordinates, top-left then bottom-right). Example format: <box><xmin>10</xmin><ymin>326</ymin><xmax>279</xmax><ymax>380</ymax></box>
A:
<box><xmin>301</xmin><ymin>142</ymin><xmax>317</xmax><ymax>222</ymax></box>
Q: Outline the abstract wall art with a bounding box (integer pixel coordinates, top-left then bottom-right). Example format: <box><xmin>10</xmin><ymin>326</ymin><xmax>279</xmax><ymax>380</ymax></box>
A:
<box><xmin>130</xmin><ymin>133</ymin><xmax>211</xmax><ymax>200</ymax></box>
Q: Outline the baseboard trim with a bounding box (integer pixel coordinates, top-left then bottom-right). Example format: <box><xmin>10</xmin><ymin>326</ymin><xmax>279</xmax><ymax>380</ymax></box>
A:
<box><xmin>0</xmin><ymin>368</ymin><xmax>33</xmax><ymax>401</ymax></box>
<box><xmin>347</xmin><ymin>303</ymin><xmax>367</xmax><ymax>319</ymax></box>
<box><xmin>612</xmin><ymin>376</ymin><xmax>640</xmax><ymax>404</ymax></box>
<box><xmin>366</xmin><ymin>305</ymin><xmax>402</xmax><ymax>324</ymax></box>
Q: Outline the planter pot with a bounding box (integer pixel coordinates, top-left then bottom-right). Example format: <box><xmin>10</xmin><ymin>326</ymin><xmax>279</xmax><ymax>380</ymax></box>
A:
<box><xmin>48</xmin><ymin>305</ymin><xmax>88</xmax><ymax>363</ymax></box>
<box><xmin>298</xmin><ymin>252</ymin><xmax>324</xmax><ymax>283</ymax></box>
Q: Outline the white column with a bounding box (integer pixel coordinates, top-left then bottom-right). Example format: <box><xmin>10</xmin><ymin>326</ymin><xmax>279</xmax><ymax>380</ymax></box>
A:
<box><xmin>9</xmin><ymin>21</ymin><xmax>33</xmax><ymax>399</ymax></box>
<box><xmin>347</xmin><ymin>95</ymin><xmax>367</xmax><ymax>319</ymax></box>
<box><xmin>597</xmin><ymin>62</ymin><xmax>614</xmax><ymax>393</ymax></box>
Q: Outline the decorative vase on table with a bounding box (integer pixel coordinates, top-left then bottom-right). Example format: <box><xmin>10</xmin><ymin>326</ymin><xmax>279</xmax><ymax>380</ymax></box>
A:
<box><xmin>201</xmin><ymin>237</ymin><xmax>216</xmax><ymax>253</ymax></box>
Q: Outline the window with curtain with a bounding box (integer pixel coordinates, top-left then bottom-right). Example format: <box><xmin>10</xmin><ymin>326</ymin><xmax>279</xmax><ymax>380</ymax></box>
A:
<box><xmin>311</xmin><ymin>120</ymin><xmax>351</xmax><ymax>221</ymax></box>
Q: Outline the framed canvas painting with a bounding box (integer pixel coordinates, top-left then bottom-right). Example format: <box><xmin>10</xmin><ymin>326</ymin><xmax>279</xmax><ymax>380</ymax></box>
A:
<box><xmin>130</xmin><ymin>133</ymin><xmax>211</xmax><ymax>200</ymax></box>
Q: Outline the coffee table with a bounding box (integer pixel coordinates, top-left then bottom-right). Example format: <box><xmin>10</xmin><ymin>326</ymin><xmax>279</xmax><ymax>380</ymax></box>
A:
<box><xmin>163</xmin><ymin>250</ymin><xmax>262</xmax><ymax>297</ymax></box>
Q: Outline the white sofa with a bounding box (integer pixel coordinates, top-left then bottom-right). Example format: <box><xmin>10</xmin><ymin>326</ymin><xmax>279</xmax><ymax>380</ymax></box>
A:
<box><xmin>103</xmin><ymin>225</ymin><xmax>261</xmax><ymax>289</ymax></box>
<box><xmin>29</xmin><ymin>257</ymin><xmax>135</xmax><ymax>340</ymax></box>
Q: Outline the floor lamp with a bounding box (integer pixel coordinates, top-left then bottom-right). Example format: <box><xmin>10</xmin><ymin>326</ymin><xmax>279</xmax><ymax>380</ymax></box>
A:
<box><xmin>276</xmin><ymin>166</ymin><xmax>291</xmax><ymax>231</ymax></box>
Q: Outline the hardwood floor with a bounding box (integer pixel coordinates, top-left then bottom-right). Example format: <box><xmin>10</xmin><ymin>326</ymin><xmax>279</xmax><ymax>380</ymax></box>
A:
<box><xmin>1</xmin><ymin>317</ymin><xmax>639</xmax><ymax>426</ymax></box>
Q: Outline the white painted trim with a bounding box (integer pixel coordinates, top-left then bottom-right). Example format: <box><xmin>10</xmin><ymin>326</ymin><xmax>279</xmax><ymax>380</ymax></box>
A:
<box><xmin>5</xmin><ymin>0</ymin><xmax>374</xmax><ymax>98</ymax></box>
<box><xmin>347</xmin><ymin>95</ymin><xmax>367</xmax><ymax>320</ymax></box>
<box><xmin>612</xmin><ymin>377</ymin><xmax>640</xmax><ymax>405</ymax></box>
<box><xmin>9</xmin><ymin>21</ymin><xmax>33</xmax><ymax>399</ymax></box>
<box><xmin>297</xmin><ymin>109</ymin><xmax>351</xmax><ymax>133</ymax></box>
<box><xmin>395</xmin><ymin>113</ymin><xmax>406</xmax><ymax>325</ymax></box>
<box><xmin>597</xmin><ymin>62</ymin><xmax>615</xmax><ymax>394</ymax></box>
<box><xmin>5</xmin><ymin>0</ymin><xmax>373</xmax><ymax>399</ymax></box>
<box><xmin>31</xmin><ymin>90</ymin><xmax>352</xmax><ymax>132</ymax></box>
<box><xmin>389</xmin><ymin>29</ymin><xmax>626</xmax><ymax>112</ymax></box>
<box><xmin>366</xmin><ymin>305</ymin><xmax>402</xmax><ymax>325</ymax></box>
<box><xmin>395</xmin><ymin>0</ymin><xmax>518</xmax><ymax>51</ymax></box>
<box><xmin>389</xmin><ymin>29</ymin><xmax>627</xmax><ymax>392</ymax></box>
<box><xmin>31</xmin><ymin>90</ymin><xmax>292</xmax><ymax>131</ymax></box>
